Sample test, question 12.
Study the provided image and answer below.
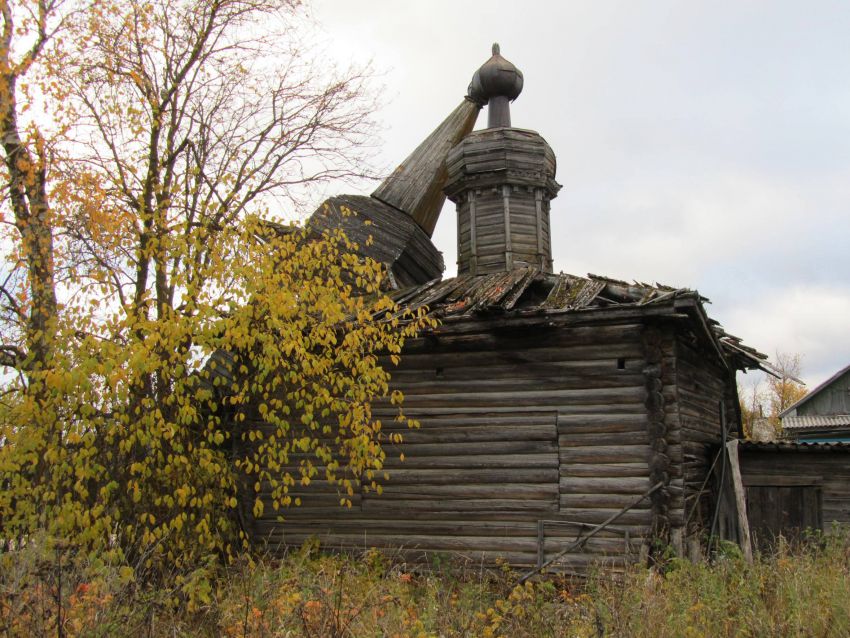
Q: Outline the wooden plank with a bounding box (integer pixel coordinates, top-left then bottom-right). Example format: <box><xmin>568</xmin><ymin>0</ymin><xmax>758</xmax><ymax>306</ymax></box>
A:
<box><xmin>726</xmin><ymin>440</ymin><xmax>753</xmax><ymax>564</ymax></box>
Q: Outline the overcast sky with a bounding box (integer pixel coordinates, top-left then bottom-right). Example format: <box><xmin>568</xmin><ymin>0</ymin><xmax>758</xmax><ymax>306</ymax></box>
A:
<box><xmin>309</xmin><ymin>0</ymin><xmax>850</xmax><ymax>389</ymax></box>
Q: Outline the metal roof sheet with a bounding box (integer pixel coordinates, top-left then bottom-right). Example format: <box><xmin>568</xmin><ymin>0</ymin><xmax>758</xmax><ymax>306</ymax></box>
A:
<box><xmin>782</xmin><ymin>415</ymin><xmax>850</xmax><ymax>430</ymax></box>
<box><xmin>739</xmin><ymin>440</ymin><xmax>850</xmax><ymax>452</ymax></box>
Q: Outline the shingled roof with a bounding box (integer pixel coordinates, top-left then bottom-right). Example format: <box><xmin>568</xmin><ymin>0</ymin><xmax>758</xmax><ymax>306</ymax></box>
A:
<box><xmin>387</xmin><ymin>266</ymin><xmax>770</xmax><ymax>373</ymax></box>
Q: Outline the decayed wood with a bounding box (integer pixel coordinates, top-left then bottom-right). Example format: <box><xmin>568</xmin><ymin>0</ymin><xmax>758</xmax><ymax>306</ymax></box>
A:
<box><xmin>372</xmin><ymin>98</ymin><xmax>480</xmax><ymax>236</ymax></box>
<box><xmin>376</xmin><ymin>468</ymin><xmax>558</xmax><ymax>485</ymax></box>
<box><xmin>446</xmin><ymin>128</ymin><xmax>558</xmax><ymax>275</ymax></box>
<box><xmin>558</xmin><ymin>477</ymin><xmax>650</xmax><ymax>494</ymax></box>
<box><xmin>373</xmin><ymin>483</ymin><xmax>558</xmax><ymax>499</ymax></box>
<box><xmin>558</xmin><ymin>431</ymin><xmax>648</xmax><ymax>447</ymax></box>
<box><xmin>559</xmin><ymin>462</ymin><xmax>648</xmax><ymax>478</ymax></box>
<box><xmin>559</xmin><ymin>445</ymin><xmax>654</xmax><ymax>464</ymax></box>
<box><xmin>726</xmin><ymin>440</ymin><xmax>753</xmax><ymax>563</ymax></box>
<box><xmin>361</xmin><ymin>499</ymin><xmax>557</xmax><ymax>513</ymax></box>
<box><xmin>559</xmin><ymin>493</ymin><xmax>653</xmax><ymax>509</ymax></box>
<box><xmin>379</xmin><ymin>440</ymin><xmax>557</xmax><ymax>457</ymax></box>
<box><xmin>242</xmin><ymin>300</ymin><xmax>756</xmax><ymax>571</ymax></box>
<box><xmin>383</xmin><ymin>424</ymin><xmax>556</xmax><ymax>443</ymax></box>
<box><xmin>381</xmin><ymin>453</ymin><xmax>558</xmax><ymax>470</ymax></box>
<box><xmin>520</xmin><ymin>481</ymin><xmax>665</xmax><ymax>583</ymax></box>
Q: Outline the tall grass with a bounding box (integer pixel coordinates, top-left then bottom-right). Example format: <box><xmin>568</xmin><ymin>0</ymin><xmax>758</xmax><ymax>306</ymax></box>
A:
<box><xmin>2</xmin><ymin>532</ymin><xmax>849</xmax><ymax>637</ymax></box>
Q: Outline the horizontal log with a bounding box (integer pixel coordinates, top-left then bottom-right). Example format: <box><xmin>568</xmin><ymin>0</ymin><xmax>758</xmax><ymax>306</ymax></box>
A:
<box><xmin>381</xmin><ymin>453</ymin><xmax>558</xmax><ymax>469</ymax></box>
<box><xmin>384</xmin><ymin>440</ymin><xmax>558</xmax><ymax>457</ymax></box>
<box><xmin>385</xmin><ymin>413</ymin><xmax>554</xmax><ymax>429</ymax></box>
<box><xmin>391</xmin><ymin>358</ymin><xmax>649</xmax><ymax>381</ymax></box>
<box><xmin>559</xmin><ymin>493</ymin><xmax>654</xmax><ymax>509</ymax></box>
<box><xmin>558</xmin><ymin>412</ymin><xmax>648</xmax><ymax>430</ymax></box>
<box><xmin>253</xmin><ymin>518</ymin><xmax>645</xmax><ymax>539</ymax></box>
<box><xmin>559</xmin><ymin>476</ymin><xmax>651</xmax><ymax>494</ymax></box>
<box><xmin>557</xmin><ymin>507</ymin><xmax>654</xmax><ymax>526</ymax></box>
<box><xmin>382</xmin><ymin>425</ymin><xmax>556</xmax><ymax>444</ymax></box>
<box><xmin>375</xmin><ymin>404</ymin><xmax>646</xmax><ymax>417</ymax></box>
<box><xmin>397</xmin><ymin>386</ymin><xmax>646</xmax><ymax>408</ymax></box>
<box><xmin>361</xmin><ymin>498</ymin><xmax>558</xmax><ymax>513</ymax></box>
<box><xmin>559</xmin><ymin>462</ymin><xmax>648</xmax><ymax>478</ymax></box>
<box><xmin>390</xmin><ymin>374</ymin><xmax>643</xmax><ymax>394</ymax></box>
<box><xmin>558</xmin><ymin>432</ymin><xmax>648</xmax><ymax>447</ymax></box>
<box><xmin>373</xmin><ymin>483</ymin><xmax>558</xmax><ymax>499</ymax></box>
<box><xmin>398</xmin><ymin>342</ymin><xmax>645</xmax><ymax>365</ymax></box>
<box><xmin>559</xmin><ymin>445</ymin><xmax>652</xmax><ymax>464</ymax></box>
<box><xmin>377</xmin><ymin>468</ymin><xmax>559</xmax><ymax>485</ymax></box>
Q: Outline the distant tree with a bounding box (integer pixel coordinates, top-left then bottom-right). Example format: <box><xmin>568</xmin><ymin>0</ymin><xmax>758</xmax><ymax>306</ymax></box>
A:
<box><xmin>739</xmin><ymin>379</ymin><xmax>765</xmax><ymax>439</ymax></box>
<box><xmin>766</xmin><ymin>352</ymin><xmax>808</xmax><ymax>420</ymax></box>
<box><xmin>739</xmin><ymin>352</ymin><xmax>807</xmax><ymax>439</ymax></box>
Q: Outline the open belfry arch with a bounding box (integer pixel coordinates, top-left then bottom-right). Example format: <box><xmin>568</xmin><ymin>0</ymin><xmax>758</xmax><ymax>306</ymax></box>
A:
<box><xmin>240</xmin><ymin>46</ymin><xmax>776</xmax><ymax>572</ymax></box>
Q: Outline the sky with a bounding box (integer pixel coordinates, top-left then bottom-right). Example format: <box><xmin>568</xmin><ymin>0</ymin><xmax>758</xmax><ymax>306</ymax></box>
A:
<box><xmin>308</xmin><ymin>0</ymin><xmax>850</xmax><ymax>389</ymax></box>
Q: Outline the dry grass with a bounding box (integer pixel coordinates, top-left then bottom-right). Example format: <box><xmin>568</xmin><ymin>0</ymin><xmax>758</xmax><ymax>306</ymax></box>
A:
<box><xmin>2</xmin><ymin>532</ymin><xmax>849</xmax><ymax>637</ymax></box>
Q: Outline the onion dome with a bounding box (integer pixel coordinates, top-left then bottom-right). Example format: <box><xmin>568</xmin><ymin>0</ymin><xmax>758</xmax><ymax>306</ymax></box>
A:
<box><xmin>467</xmin><ymin>43</ymin><xmax>524</xmax><ymax>106</ymax></box>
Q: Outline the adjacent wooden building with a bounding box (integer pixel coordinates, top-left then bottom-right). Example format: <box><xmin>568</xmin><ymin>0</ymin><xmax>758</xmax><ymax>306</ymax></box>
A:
<box><xmin>780</xmin><ymin>363</ymin><xmax>850</xmax><ymax>441</ymax></box>
<box><xmin>238</xmin><ymin>46</ymin><xmax>780</xmax><ymax>571</ymax></box>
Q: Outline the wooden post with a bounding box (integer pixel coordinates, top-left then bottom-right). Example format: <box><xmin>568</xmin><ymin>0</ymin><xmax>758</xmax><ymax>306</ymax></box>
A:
<box><xmin>725</xmin><ymin>439</ymin><xmax>753</xmax><ymax>564</ymax></box>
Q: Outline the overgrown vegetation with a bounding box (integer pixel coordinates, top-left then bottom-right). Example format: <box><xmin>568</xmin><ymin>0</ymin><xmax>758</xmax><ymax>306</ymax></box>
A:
<box><xmin>0</xmin><ymin>0</ymin><xmax>434</xmax><ymax>574</ymax></box>
<box><xmin>3</xmin><ymin>532</ymin><xmax>849</xmax><ymax>637</ymax></box>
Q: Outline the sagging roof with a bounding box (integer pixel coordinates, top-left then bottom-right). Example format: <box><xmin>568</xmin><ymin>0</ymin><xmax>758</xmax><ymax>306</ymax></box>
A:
<box><xmin>389</xmin><ymin>267</ymin><xmax>770</xmax><ymax>373</ymax></box>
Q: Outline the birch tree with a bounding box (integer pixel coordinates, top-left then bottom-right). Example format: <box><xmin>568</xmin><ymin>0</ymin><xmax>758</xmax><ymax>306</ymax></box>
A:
<box><xmin>0</xmin><ymin>0</ymin><xmax>429</xmax><ymax>571</ymax></box>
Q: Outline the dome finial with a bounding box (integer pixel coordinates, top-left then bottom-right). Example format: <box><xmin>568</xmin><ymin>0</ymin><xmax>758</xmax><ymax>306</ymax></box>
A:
<box><xmin>467</xmin><ymin>44</ymin><xmax>523</xmax><ymax>128</ymax></box>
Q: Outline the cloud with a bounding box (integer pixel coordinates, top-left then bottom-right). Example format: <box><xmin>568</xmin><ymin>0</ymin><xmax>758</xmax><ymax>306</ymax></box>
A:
<box><xmin>312</xmin><ymin>0</ymin><xmax>850</xmax><ymax>390</ymax></box>
<box><xmin>717</xmin><ymin>283</ymin><xmax>850</xmax><ymax>387</ymax></box>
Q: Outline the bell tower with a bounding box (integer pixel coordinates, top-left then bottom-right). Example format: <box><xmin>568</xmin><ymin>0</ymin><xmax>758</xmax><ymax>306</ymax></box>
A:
<box><xmin>446</xmin><ymin>44</ymin><xmax>560</xmax><ymax>276</ymax></box>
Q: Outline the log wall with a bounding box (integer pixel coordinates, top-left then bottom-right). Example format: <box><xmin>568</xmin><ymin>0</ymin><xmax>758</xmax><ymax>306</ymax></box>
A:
<box><xmin>246</xmin><ymin>317</ymin><xmax>733</xmax><ymax>571</ymax></box>
<box><xmin>671</xmin><ymin>333</ymin><xmax>740</xmax><ymax>552</ymax></box>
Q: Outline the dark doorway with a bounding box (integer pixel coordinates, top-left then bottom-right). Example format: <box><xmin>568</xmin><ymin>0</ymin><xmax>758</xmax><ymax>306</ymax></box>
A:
<box><xmin>746</xmin><ymin>485</ymin><xmax>823</xmax><ymax>551</ymax></box>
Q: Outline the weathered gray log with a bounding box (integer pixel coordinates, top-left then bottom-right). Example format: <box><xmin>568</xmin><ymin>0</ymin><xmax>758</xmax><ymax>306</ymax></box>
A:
<box><xmin>559</xmin><ymin>462</ymin><xmax>648</xmax><ymax>478</ymax></box>
<box><xmin>725</xmin><ymin>440</ymin><xmax>753</xmax><ymax>563</ymax></box>
<box><xmin>519</xmin><ymin>481</ymin><xmax>664</xmax><ymax>583</ymax></box>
